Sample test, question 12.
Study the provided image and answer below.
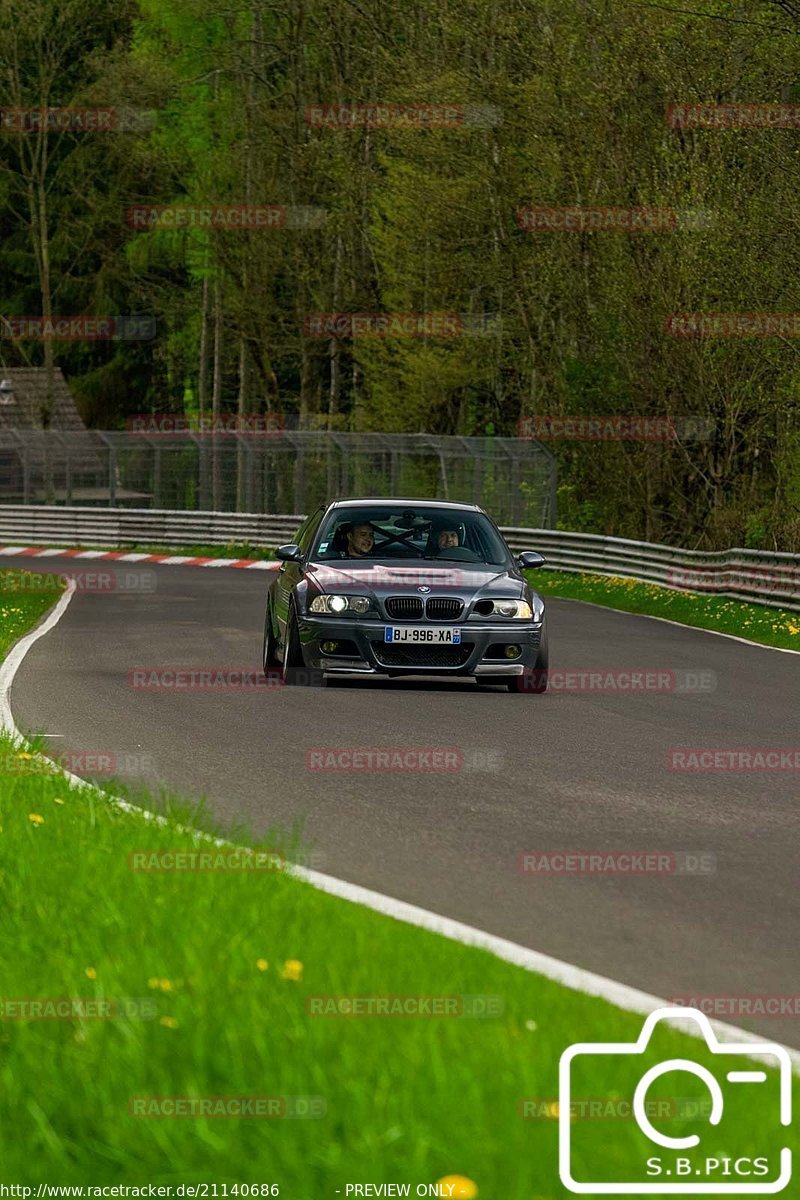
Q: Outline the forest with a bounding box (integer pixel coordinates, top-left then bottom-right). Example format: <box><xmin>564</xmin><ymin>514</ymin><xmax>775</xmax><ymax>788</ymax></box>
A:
<box><xmin>1</xmin><ymin>0</ymin><xmax>799</xmax><ymax>548</ymax></box>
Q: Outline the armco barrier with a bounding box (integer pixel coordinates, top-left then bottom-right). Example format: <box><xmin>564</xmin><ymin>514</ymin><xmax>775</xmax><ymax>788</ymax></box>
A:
<box><xmin>0</xmin><ymin>505</ymin><xmax>798</xmax><ymax>612</ymax></box>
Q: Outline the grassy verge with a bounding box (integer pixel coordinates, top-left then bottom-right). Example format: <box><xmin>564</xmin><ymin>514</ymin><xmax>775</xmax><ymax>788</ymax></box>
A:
<box><xmin>127</xmin><ymin>542</ymin><xmax>278</xmax><ymax>560</ymax></box>
<box><xmin>0</xmin><ymin>582</ymin><xmax>66</xmax><ymax>659</ymax></box>
<box><xmin>1</xmin><ymin>570</ymin><xmax>796</xmax><ymax>1193</ymax></box>
<box><xmin>530</xmin><ymin>569</ymin><xmax>800</xmax><ymax>651</ymax></box>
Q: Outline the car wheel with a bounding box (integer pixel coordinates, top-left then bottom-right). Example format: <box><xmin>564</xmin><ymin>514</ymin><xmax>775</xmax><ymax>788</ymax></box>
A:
<box><xmin>262</xmin><ymin>600</ymin><xmax>280</xmax><ymax>672</ymax></box>
<box><xmin>282</xmin><ymin>605</ymin><xmax>326</xmax><ymax>687</ymax></box>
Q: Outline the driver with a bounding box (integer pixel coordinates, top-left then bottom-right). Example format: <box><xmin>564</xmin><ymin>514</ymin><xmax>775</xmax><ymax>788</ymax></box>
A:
<box><xmin>436</xmin><ymin>527</ymin><xmax>460</xmax><ymax>551</ymax></box>
<box><xmin>345</xmin><ymin>522</ymin><xmax>375</xmax><ymax>557</ymax></box>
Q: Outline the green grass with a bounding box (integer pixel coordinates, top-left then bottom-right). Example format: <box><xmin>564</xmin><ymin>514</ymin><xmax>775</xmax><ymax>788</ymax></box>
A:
<box><xmin>530</xmin><ymin>569</ymin><xmax>800</xmax><ymax>651</ymax></box>
<box><xmin>0</xmin><ymin>577</ymin><xmax>66</xmax><ymax>659</ymax></box>
<box><xmin>127</xmin><ymin>542</ymin><xmax>278</xmax><ymax>560</ymax></box>
<box><xmin>1</xmin><ymin>570</ymin><xmax>797</xmax><ymax>1194</ymax></box>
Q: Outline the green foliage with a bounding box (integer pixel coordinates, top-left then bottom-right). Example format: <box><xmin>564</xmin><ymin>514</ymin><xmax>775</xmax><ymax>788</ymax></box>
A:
<box><xmin>2</xmin><ymin>0</ymin><xmax>800</xmax><ymax>546</ymax></box>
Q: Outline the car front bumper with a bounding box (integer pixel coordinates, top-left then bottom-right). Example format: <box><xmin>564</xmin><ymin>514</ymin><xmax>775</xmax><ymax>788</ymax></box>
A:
<box><xmin>296</xmin><ymin>615</ymin><xmax>545</xmax><ymax>676</ymax></box>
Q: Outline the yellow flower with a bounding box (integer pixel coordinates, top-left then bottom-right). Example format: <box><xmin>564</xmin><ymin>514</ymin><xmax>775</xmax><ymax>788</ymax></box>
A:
<box><xmin>436</xmin><ymin>1177</ymin><xmax>477</xmax><ymax>1199</ymax></box>
<box><xmin>147</xmin><ymin>977</ymin><xmax>160</xmax><ymax>989</ymax></box>
<box><xmin>256</xmin><ymin>959</ymin><xmax>269</xmax><ymax>971</ymax></box>
<box><xmin>159</xmin><ymin>1016</ymin><xmax>178</xmax><ymax>1029</ymax></box>
<box><xmin>28</xmin><ymin>813</ymin><xmax>44</xmax><ymax>825</ymax></box>
<box><xmin>280</xmin><ymin>959</ymin><xmax>303</xmax><ymax>981</ymax></box>
<box><xmin>17</xmin><ymin>752</ymin><xmax>32</xmax><ymax>760</ymax></box>
<box><xmin>85</xmin><ymin>967</ymin><xmax>97</xmax><ymax>980</ymax></box>
<box><xmin>159</xmin><ymin>978</ymin><xmax>173</xmax><ymax>992</ymax></box>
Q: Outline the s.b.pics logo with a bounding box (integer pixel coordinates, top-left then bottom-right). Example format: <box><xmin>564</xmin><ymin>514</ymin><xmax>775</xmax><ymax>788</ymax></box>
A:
<box><xmin>559</xmin><ymin>1007</ymin><xmax>792</xmax><ymax>1193</ymax></box>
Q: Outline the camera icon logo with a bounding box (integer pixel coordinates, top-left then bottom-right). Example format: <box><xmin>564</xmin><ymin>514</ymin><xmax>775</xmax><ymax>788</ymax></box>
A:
<box><xmin>559</xmin><ymin>1006</ymin><xmax>792</xmax><ymax>1194</ymax></box>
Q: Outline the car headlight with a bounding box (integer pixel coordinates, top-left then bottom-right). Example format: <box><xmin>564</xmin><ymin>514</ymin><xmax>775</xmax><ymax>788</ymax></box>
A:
<box><xmin>309</xmin><ymin>594</ymin><xmax>372</xmax><ymax>615</ymax></box>
<box><xmin>491</xmin><ymin>599</ymin><xmax>534</xmax><ymax>619</ymax></box>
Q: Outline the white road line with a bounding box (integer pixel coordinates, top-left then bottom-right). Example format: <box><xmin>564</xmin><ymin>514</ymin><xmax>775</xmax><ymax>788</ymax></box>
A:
<box><xmin>73</xmin><ymin>550</ymin><xmax>110</xmax><ymax>559</ymax></box>
<box><xmin>0</xmin><ymin>580</ymin><xmax>77</xmax><ymax>733</ymax></box>
<box><xmin>553</xmin><ymin>595</ymin><xmax>800</xmax><ymax>655</ymax></box>
<box><xmin>1</xmin><ymin>578</ymin><xmax>798</xmax><ymax>1071</ymax></box>
<box><xmin>113</xmin><ymin>553</ymin><xmax>153</xmax><ymax>561</ymax></box>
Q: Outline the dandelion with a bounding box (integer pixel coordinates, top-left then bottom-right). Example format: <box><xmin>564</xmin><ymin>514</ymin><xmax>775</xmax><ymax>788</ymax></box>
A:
<box><xmin>159</xmin><ymin>1016</ymin><xmax>178</xmax><ymax>1029</ymax></box>
<box><xmin>436</xmin><ymin>1177</ymin><xmax>477</xmax><ymax>1199</ymax></box>
<box><xmin>28</xmin><ymin>813</ymin><xmax>44</xmax><ymax>825</ymax></box>
<box><xmin>280</xmin><ymin>959</ymin><xmax>303</xmax><ymax>981</ymax></box>
<box><xmin>85</xmin><ymin>967</ymin><xmax>97</xmax><ymax>980</ymax></box>
<box><xmin>256</xmin><ymin>959</ymin><xmax>269</xmax><ymax>971</ymax></box>
<box><xmin>17</xmin><ymin>752</ymin><xmax>32</xmax><ymax>761</ymax></box>
<box><xmin>159</xmin><ymin>978</ymin><xmax>173</xmax><ymax>992</ymax></box>
<box><xmin>147</xmin><ymin>977</ymin><xmax>160</xmax><ymax>989</ymax></box>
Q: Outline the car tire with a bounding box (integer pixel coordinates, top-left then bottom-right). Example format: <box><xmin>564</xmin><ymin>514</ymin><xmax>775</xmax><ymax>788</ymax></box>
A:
<box><xmin>263</xmin><ymin>600</ymin><xmax>280</xmax><ymax>672</ymax></box>
<box><xmin>282</xmin><ymin>604</ymin><xmax>326</xmax><ymax>687</ymax></box>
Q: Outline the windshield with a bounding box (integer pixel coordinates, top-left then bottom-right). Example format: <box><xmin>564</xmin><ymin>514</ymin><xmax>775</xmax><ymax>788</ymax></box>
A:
<box><xmin>311</xmin><ymin>505</ymin><xmax>511</xmax><ymax>566</ymax></box>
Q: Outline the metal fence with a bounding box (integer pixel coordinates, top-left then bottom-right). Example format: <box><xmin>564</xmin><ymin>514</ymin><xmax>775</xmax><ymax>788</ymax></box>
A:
<box><xmin>0</xmin><ymin>506</ymin><xmax>798</xmax><ymax>611</ymax></box>
<box><xmin>0</xmin><ymin>429</ymin><xmax>557</xmax><ymax>529</ymax></box>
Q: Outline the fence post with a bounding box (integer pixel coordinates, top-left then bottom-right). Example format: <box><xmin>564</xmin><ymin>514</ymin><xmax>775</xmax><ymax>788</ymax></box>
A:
<box><xmin>96</xmin><ymin>433</ymin><xmax>117</xmax><ymax>507</ymax></box>
<box><xmin>153</xmin><ymin>444</ymin><xmax>162</xmax><ymax>508</ymax></box>
<box><xmin>294</xmin><ymin>448</ymin><xmax>305</xmax><ymax>513</ymax></box>
<box><xmin>195</xmin><ymin>434</ymin><xmax>210</xmax><ymax>509</ymax></box>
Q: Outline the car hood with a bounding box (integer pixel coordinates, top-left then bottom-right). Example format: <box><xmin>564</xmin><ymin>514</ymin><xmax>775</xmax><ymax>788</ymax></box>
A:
<box><xmin>306</xmin><ymin>559</ymin><xmax>524</xmax><ymax>598</ymax></box>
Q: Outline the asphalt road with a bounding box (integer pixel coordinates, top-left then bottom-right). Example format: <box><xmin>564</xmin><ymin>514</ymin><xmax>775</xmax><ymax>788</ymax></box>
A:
<box><xmin>5</xmin><ymin>554</ymin><xmax>799</xmax><ymax>1044</ymax></box>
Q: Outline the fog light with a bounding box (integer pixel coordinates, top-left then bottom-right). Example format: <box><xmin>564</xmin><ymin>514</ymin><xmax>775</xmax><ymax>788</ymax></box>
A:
<box><xmin>321</xmin><ymin>641</ymin><xmax>337</xmax><ymax>654</ymax></box>
<box><xmin>505</xmin><ymin>644</ymin><xmax>521</xmax><ymax>658</ymax></box>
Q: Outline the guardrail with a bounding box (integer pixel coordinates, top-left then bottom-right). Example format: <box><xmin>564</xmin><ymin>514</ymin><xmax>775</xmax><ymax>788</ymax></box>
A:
<box><xmin>0</xmin><ymin>505</ymin><xmax>305</xmax><ymax>551</ymax></box>
<box><xmin>500</xmin><ymin>528</ymin><xmax>800</xmax><ymax>612</ymax></box>
<box><xmin>0</xmin><ymin>505</ymin><xmax>798</xmax><ymax>611</ymax></box>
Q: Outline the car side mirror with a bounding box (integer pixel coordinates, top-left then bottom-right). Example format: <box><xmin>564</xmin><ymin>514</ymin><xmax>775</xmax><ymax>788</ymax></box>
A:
<box><xmin>276</xmin><ymin>543</ymin><xmax>303</xmax><ymax>563</ymax></box>
<box><xmin>517</xmin><ymin>550</ymin><xmax>546</xmax><ymax>569</ymax></box>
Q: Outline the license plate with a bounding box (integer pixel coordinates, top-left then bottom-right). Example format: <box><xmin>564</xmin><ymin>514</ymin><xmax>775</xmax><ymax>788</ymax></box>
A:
<box><xmin>384</xmin><ymin>627</ymin><xmax>461</xmax><ymax>644</ymax></box>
